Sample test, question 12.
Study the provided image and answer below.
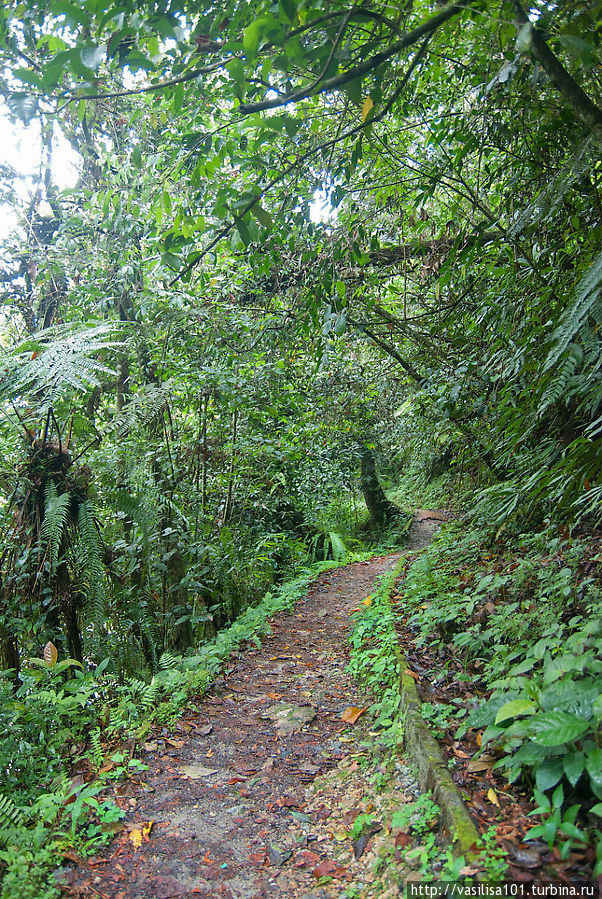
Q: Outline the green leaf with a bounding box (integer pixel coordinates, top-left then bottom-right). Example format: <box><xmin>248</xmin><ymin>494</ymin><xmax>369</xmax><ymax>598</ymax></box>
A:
<box><xmin>345</xmin><ymin>78</ymin><xmax>362</xmax><ymax>104</ymax></box>
<box><xmin>585</xmin><ymin>749</ymin><xmax>602</xmax><ymax>792</ymax></box>
<box><xmin>8</xmin><ymin>92</ymin><xmax>38</xmax><ymax>124</ymax></box>
<box><xmin>228</xmin><ymin>58</ymin><xmax>245</xmax><ymax>88</ymax></box>
<box><xmin>250</xmin><ymin>203</ymin><xmax>273</xmax><ymax>229</ymax></box>
<box><xmin>495</xmin><ymin>698</ymin><xmax>536</xmax><ymax>724</ymax></box>
<box><xmin>81</xmin><ymin>45</ymin><xmax>106</xmax><ymax>71</ymax></box>
<box><xmin>535</xmin><ymin>758</ymin><xmax>564</xmax><ymax>791</ymax></box>
<box><xmin>590</xmin><ymin>803</ymin><xmax>602</xmax><ymax>817</ymax></box>
<box><xmin>279</xmin><ymin>0</ymin><xmax>297</xmax><ymax>22</ymax></box>
<box><xmin>236</xmin><ymin>218</ymin><xmax>251</xmax><ymax>247</ymax></box>
<box><xmin>334</xmin><ymin>313</ymin><xmax>347</xmax><ymax>336</ymax></box>
<box><xmin>558</xmin><ymin>35</ymin><xmax>597</xmax><ymax>66</ymax></box>
<box><xmin>243</xmin><ymin>16</ymin><xmax>281</xmax><ymax>59</ymax></box>
<box><xmin>13</xmin><ymin>67</ymin><xmax>42</xmax><ymax>87</ymax></box>
<box><xmin>50</xmin><ymin>0</ymin><xmax>91</xmax><ymax>27</ymax></box>
<box><xmin>562</xmin><ymin>751</ymin><xmax>585</xmax><ymax>787</ymax></box>
<box><xmin>530</xmin><ymin>711</ymin><xmax>590</xmax><ymax>746</ymax></box>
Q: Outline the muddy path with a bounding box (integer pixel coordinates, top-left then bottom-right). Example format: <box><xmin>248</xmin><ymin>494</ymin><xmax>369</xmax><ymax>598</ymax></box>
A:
<box><xmin>61</xmin><ymin>526</ymin><xmax>446</xmax><ymax>899</ymax></box>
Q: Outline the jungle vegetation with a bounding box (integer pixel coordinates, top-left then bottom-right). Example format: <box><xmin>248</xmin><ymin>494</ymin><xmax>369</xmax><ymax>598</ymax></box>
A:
<box><xmin>0</xmin><ymin>0</ymin><xmax>601</xmax><ymax>890</ymax></box>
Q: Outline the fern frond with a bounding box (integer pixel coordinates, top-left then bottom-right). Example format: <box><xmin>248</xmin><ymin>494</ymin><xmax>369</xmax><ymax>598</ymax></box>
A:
<box><xmin>159</xmin><ymin>650</ymin><xmax>180</xmax><ymax>671</ymax></box>
<box><xmin>128</xmin><ymin>677</ymin><xmax>159</xmax><ymax>712</ymax></box>
<box><xmin>0</xmin><ymin>794</ymin><xmax>26</xmax><ymax>846</ymax></box>
<box><xmin>89</xmin><ymin>727</ymin><xmax>104</xmax><ymax>769</ymax></box>
<box><xmin>538</xmin><ymin>343</ymin><xmax>582</xmax><ymax>418</ymax></box>
<box><xmin>328</xmin><ymin>531</ymin><xmax>347</xmax><ymax>561</ymax></box>
<box><xmin>76</xmin><ymin>500</ymin><xmax>106</xmax><ymax>638</ymax></box>
<box><xmin>40</xmin><ymin>483</ymin><xmax>71</xmax><ymax>574</ymax></box>
<box><xmin>0</xmin><ymin>323</ymin><xmax>121</xmax><ymax>407</ymax></box>
<box><xmin>545</xmin><ymin>252</ymin><xmax>602</xmax><ymax>371</ymax></box>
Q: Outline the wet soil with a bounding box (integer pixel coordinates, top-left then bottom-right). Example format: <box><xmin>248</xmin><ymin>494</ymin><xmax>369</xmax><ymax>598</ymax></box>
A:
<box><xmin>60</xmin><ymin>550</ymin><xmax>438</xmax><ymax>899</ymax></box>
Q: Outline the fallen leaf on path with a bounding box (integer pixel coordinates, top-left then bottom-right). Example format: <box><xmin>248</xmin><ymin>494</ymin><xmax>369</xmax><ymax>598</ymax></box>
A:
<box><xmin>487</xmin><ymin>788</ymin><xmax>500</xmax><ymax>807</ymax></box>
<box><xmin>179</xmin><ymin>764</ymin><xmax>219</xmax><ymax>779</ymax></box>
<box><xmin>312</xmin><ymin>859</ymin><xmax>348</xmax><ymax>879</ymax></box>
<box><xmin>362</xmin><ymin>598</ymin><xmax>372</xmax><ymax>607</ymax></box>
<box><xmin>294</xmin><ymin>850</ymin><xmax>320</xmax><ymax>867</ymax></box>
<box><xmin>340</xmin><ymin>706</ymin><xmax>366</xmax><ymax>724</ymax></box>
<box><xmin>129</xmin><ymin>820</ymin><xmax>154</xmax><ymax>848</ymax></box>
<box><xmin>395</xmin><ymin>830</ymin><xmax>412</xmax><ymax>848</ymax></box>
<box><xmin>263</xmin><ymin>704</ymin><xmax>316</xmax><ymax>734</ymax></box>
<box><xmin>267</xmin><ymin>844</ymin><xmax>292</xmax><ymax>867</ymax></box>
<box><xmin>510</xmin><ymin>846</ymin><xmax>542</xmax><ymax>868</ymax></box>
<box><xmin>166</xmin><ymin>738</ymin><xmax>185</xmax><ymax>748</ymax></box>
<box><xmin>403</xmin><ymin>669</ymin><xmax>420</xmax><ymax>680</ymax></box>
<box><xmin>459</xmin><ymin>865</ymin><xmax>480</xmax><ymax>876</ymax></box>
<box><xmin>453</xmin><ymin>748</ymin><xmax>471</xmax><ymax>759</ymax></box>
<box><xmin>197</xmin><ymin>724</ymin><xmax>213</xmax><ymax>736</ymax></box>
<box><xmin>467</xmin><ymin>756</ymin><xmax>494</xmax><ymax>773</ymax></box>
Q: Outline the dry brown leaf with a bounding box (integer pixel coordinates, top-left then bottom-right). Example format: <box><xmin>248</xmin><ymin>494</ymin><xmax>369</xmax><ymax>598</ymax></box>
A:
<box><xmin>467</xmin><ymin>756</ymin><xmax>494</xmax><ymax>773</ymax></box>
<box><xmin>340</xmin><ymin>706</ymin><xmax>366</xmax><ymax>724</ymax></box>
<box><xmin>44</xmin><ymin>641</ymin><xmax>58</xmax><ymax>667</ymax></box>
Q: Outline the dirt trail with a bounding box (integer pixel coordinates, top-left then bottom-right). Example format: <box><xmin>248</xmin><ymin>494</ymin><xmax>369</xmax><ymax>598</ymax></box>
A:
<box><xmin>62</xmin><ymin>522</ymin><xmax>447</xmax><ymax>899</ymax></box>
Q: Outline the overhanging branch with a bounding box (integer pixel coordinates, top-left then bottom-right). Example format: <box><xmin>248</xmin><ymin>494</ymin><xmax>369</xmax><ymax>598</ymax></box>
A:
<box><xmin>240</xmin><ymin>0</ymin><xmax>473</xmax><ymax>114</ymax></box>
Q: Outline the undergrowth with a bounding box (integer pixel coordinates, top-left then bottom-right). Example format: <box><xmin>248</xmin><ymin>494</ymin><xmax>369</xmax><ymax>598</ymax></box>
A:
<box><xmin>0</xmin><ymin>556</ymin><xmax>349</xmax><ymax>898</ymax></box>
<box><xmin>397</xmin><ymin>522</ymin><xmax>602</xmax><ymax>873</ymax></box>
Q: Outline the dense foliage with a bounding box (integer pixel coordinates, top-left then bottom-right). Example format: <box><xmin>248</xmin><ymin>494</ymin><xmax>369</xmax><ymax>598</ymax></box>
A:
<box><xmin>0</xmin><ymin>0</ymin><xmax>601</xmax><ymax>890</ymax></box>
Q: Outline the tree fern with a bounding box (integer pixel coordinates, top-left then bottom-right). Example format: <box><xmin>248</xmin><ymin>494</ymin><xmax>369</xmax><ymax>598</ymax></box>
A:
<box><xmin>40</xmin><ymin>482</ymin><xmax>70</xmax><ymax>574</ymax></box>
<box><xmin>0</xmin><ymin>323</ymin><xmax>121</xmax><ymax>408</ymax></box>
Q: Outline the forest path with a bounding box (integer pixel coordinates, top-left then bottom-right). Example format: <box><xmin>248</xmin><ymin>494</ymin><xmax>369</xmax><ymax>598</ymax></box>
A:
<box><xmin>62</xmin><ymin>520</ymin><xmax>446</xmax><ymax>899</ymax></box>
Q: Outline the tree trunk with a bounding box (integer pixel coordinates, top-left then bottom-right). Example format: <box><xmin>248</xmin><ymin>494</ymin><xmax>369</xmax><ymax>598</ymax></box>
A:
<box><xmin>360</xmin><ymin>446</ymin><xmax>399</xmax><ymax>526</ymax></box>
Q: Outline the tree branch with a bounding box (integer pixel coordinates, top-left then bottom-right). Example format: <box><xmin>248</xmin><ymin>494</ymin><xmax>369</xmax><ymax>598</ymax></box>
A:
<box><xmin>513</xmin><ymin>1</ymin><xmax>602</xmax><ymax>144</ymax></box>
<box><xmin>169</xmin><ymin>38</ymin><xmax>432</xmax><ymax>287</ymax></box>
<box><xmin>58</xmin><ymin>57</ymin><xmax>232</xmax><ymax>103</ymax></box>
<box><xmin>367</xmin><ymin>230</ymin><xmax>502</xmax><ymax>265</ymax></box>
<box><xmin>240</xmin><ymin>0</ymin><xmax>472</xmax><ymax>114</ymax></box>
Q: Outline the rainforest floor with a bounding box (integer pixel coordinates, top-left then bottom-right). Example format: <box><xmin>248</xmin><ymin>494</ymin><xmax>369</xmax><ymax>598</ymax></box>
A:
<box><xmin>59</xmin><ymin>548</ymin><xmax>445</xmax><ymax>899</ymax></box>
